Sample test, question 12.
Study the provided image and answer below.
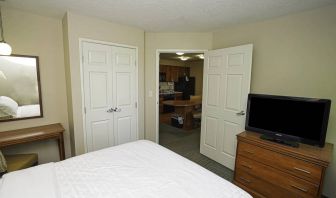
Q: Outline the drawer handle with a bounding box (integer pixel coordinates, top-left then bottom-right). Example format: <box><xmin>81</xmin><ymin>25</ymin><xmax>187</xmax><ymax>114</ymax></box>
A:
<box><xmin>241</xmin><ymin>163</ymin><xmax>252</xmax><ymax>169</ymax></box>
<box><xmin>290</xmin><ymin>184</ymin><xmax>308</xmax><ymax>193</ymax></box>
<box><xmin>239</xmin><ymin>177</ymin><xmax>252</xmax><ymax>183</ymax></box>
<box><xmin>293</xmin><ymin>167</ymin><xmax>311</xmax><ymax>174</ymax></box>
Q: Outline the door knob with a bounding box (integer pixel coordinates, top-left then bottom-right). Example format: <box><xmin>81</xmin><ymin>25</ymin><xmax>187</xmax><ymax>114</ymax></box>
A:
<box><xmin>236</xmin><ymin>110</ymin><xmax>245</xmax><ymax>116</ymax></box>
<box><xmin>107</xmin><ymin>107</ymin><xmax>122</xmax><ymax>113</ymax></box>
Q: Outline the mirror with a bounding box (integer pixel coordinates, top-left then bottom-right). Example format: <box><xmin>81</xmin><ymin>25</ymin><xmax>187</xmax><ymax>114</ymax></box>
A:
<box><xmin>0</xmin><ymin>55</ymin><xmax>43</xmax><ymax>122</ymax></box>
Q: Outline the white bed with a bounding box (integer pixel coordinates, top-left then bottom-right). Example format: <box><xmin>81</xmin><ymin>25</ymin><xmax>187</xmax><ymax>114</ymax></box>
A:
<box><xmin>0</xmin><ymin>140</ymin><xmax>251</xmax><ymax>198</ymax></box>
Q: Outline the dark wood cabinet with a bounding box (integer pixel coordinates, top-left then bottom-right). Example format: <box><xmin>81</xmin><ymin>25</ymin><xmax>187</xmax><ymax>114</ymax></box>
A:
<box><xmin>160</xmin><ymin>65</ymin><xmax>189</xmax><ymax>82</ymax></box>
<box><xmin>234</xmin><ymin>131</ymin><xmax>333</xmax><ymax>198</ymax></box>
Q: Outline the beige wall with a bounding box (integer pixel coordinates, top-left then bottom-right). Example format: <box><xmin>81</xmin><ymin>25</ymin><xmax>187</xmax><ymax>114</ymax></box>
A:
<box><xmin>188</xmin><ymin>61</ymin><xmax>204</xmax><ymax>96</ymax></box>
<box><xmin>145</xmin><ymin>32</ymin><xmax>212</xmax><ymax>141</ymax></box>
<box><xmin>1</xmin><ymin>5</ymin><xmax>335</xmax><ymax>196</ymax></box>
<box><xmin>212</xmin><ymin>5</ymin><xmax>336</xmax><ymax>197</ymax></box>
<box><xmin>0</xmin><ymin>8</ymin><xmax>71</xmax><ymax>163</ymax></box>
<box><xmin>63</xmin><ymin>12</ymin><xmax>145</xmax><ymax>155</ymax></box>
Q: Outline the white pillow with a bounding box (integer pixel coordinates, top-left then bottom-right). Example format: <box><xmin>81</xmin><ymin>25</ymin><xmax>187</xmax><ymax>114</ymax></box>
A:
<box><xmin>0</xmin><ymin>96</ymin><xmax>18</xmax><ymax>116</ymax></box>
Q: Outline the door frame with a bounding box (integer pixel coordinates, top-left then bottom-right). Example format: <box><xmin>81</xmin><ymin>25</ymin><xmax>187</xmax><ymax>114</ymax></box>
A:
<box><xmin>155</xmin><ymin>49</ymin><xmax>208</xmax><ymax>143</ymax></box>
<box><xmin>79</xmin><ymin>38</ymin><xmax>139</xmax><ymax>152</ymax></box>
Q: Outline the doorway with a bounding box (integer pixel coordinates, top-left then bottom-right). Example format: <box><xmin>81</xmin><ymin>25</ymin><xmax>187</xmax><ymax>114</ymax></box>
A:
<box><xmin>155</xmin><ymin>49</ymin><xmax>207</xmax><ymax>143</ymax></box>
<box><xmin>156</xmin><ymin>50</ymin><xmax>236</xmax><ymax>181</ymax></box>
<box><xmin>156</xmin><ymin>51</ymin><xmax>205</xmax><ymax>138</ymax></box>
<box><xmin>155</xmin><ymin>44</ymin><xmax>253</xmax><ymax>178</ymax></box>
<box><xmin>158</xmin><ymin>52</ymin><xmax>205</xmax><ymax>148</ymax></box>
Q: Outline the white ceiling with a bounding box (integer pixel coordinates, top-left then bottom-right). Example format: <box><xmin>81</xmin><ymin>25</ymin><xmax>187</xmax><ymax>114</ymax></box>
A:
<box><xmin>1</xmin><ymin>0</ymin><xmax>335</xmax><ymax>32</ymax></box>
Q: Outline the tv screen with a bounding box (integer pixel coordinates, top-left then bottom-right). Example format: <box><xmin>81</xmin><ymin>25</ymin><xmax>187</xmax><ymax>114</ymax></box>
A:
<box><xmin>246</xmin><ymin>94</ymin><xmax>331</xmax><ymax>147</ymax></box>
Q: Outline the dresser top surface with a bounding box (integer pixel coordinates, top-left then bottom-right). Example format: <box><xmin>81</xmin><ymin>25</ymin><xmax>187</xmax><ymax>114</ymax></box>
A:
<box><xmin>238</xmin><ymin>131</ymin><xmax>333</xmax><ymax>165</ymax></box>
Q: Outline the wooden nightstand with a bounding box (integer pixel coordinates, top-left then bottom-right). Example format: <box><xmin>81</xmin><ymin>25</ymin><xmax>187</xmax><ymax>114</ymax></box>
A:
<box><xmin>234</xmin><ymin>131</ymin><xmax>333</xmax><ymax>198</ymax></box>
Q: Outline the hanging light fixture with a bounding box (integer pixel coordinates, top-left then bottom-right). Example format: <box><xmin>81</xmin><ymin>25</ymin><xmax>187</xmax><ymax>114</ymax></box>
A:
<box><xmin>0</xmin><ymin>7</ymin><xmax>12</xmax><ymax>55</ymax></box>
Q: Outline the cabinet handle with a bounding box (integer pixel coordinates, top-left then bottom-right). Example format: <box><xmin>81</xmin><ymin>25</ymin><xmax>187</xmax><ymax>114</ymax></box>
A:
<box><xmin>241</xmin><ymin>163</ymin><xmax>252</xmax><ymax>169</ymax></box>
<box><xmin>290</xmin><ymin>184</ymin><xmax>308</xmax><ymax>193</ymax></box>
<box><xmin>239</xmin><ymin>177</ymin><xmax>251</xmax><ymax>183</ymax></box>
<box><xmin>293</xmin><ymin>167</ymin><xmax>311</xmax><ymax>174</ymax></box>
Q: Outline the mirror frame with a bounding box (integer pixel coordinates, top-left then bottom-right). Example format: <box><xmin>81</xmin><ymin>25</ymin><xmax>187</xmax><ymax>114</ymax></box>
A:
<box><xmin>0</xmin><ymin>54</ymin><xmax>43</xmax><ymax>122</ymax></box>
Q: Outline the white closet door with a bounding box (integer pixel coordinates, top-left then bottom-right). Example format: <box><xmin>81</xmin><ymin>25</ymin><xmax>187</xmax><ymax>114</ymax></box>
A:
<box><xmin>200</xmin><ymin>44</ymin><xmax>253</xmax><ymax>170</ymax></box>
<box><xmin>83</xmin><ymin>42</ymin><xmax>114</xmax><ymax>152</ymax></box>
<box><xmin>112</xmin><ymin>46</ymin><xmax>137</xmax><ymax>145</ymax></box>
<box><xmin>83</xmin><ymin>41</ymin><xmax>138</xmax><ymax>152</ymax></box>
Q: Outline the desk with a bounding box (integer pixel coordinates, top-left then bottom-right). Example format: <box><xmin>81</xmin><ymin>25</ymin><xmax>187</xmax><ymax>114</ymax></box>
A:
<box><xmin>163</xmin><ymin>100</ymin><xmax>202</xmax><ymax>130</ymax></box>
<box><xmin>0</xmin><ymin>123</ymin><xmax>65</xmax><ymax>160</ymax></box>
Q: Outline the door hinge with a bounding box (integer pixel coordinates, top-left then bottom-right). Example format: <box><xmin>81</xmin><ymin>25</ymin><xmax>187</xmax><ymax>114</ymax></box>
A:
<box><xmin>135</xmin><ymin>102</ymin><xmax>137</xmax><ymax>108</ymax></box>
<box><xmin>84</xmin><ymin>107</ymin><xmax>86</xmax><ymax>114</ymax></box>
<box><xmin>82</xmin><ymin>55</ymin><xmax>84</xmax><ymax>63</ymax></box>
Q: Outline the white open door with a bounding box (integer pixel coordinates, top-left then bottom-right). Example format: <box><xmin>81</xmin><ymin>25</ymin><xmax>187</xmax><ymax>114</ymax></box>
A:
<box><xmin>83</xmin><ymin>41</ymin><xmax>138</xmax><ymax>152</ymax></box>
<box><xmin>200</xmin><ymin>44</ymin><xmax>253</xmax><ymax>170</ymax></box>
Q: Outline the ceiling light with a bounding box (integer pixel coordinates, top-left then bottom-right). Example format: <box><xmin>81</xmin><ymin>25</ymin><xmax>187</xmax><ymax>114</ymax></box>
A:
<box><xmin>179</xmin><ymin>56</ymin><xmax>189</xmax><ymax>61</ymax></box>
<box><xmin>0</xmin><ymin>7</ymin><xmax>12</xmax><ymax>55</ymax></box>
<box><xmin>197</xmin><ymin>54</ymin><xmax>204</xmax><ymax>59</ymax></box>
<box><xmin>176</xmin><ymin>52</ymin><xmax>184</xmax><ymax>56</ymax></box>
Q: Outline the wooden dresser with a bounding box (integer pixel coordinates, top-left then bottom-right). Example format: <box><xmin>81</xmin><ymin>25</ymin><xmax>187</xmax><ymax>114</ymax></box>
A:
<box><xmin>234</xmin><ymin>131</ymin><xmax>333</xmax><ymax>198</ymax></box>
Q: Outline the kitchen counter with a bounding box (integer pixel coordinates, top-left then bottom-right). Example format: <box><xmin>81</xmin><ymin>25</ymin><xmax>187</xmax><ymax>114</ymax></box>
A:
<box><xmin>159</xmin><ymin>91</ymin><xmax>183</xmax><ymax>95</ymax></box>
<box><xmin>162</xmin><ymin>99</ymin><xmax>201</xmax><ymax>107</ymax></box>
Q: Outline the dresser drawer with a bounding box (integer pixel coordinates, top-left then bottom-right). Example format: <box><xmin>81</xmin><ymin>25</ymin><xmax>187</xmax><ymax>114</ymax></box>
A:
<box><xmin>238</xmin><ymin>141</ymin><xmax>323</xmax><ymax>184</ymax></box>
<box><xmin>235</xmin><ymin>169</ymin><xmax>297</xmax><ymax>198</ymax></box>
<box><xmin>236</xmin><ymin>155</ymin><xmax>319</xmax><ymax>197</ymax></box>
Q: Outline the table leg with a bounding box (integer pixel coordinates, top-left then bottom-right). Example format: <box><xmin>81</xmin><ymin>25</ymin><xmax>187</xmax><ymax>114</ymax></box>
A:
<box><xmin>57</xmin><ymin>133</ymin><xmax>65</xmax><ymax>160</ymax></box>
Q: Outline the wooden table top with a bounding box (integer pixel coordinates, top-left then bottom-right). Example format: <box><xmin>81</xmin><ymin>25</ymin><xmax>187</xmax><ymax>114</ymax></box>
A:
<box><xmin>162</xmin><ymin>99</ymin><xmax>202</xmax><ymax>107</ymax></box>
<box><xmin>0</xmin><ymin>123</ymin><xmax>64</xmax><ymax>147</ymax></box>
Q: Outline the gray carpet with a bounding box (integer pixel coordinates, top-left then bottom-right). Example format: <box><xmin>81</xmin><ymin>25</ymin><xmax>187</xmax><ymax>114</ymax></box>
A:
<box><xmin>159</xmin><ymin>123</ymin><xmax>234</xmax><ymax>182</ymax></box>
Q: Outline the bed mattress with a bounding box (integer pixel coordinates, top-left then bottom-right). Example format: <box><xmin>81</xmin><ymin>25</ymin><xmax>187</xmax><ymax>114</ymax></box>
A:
<box><xmin>0</xmin><ymin>140</ymin><xmax>251</xmax><ymax>198</ymax></box>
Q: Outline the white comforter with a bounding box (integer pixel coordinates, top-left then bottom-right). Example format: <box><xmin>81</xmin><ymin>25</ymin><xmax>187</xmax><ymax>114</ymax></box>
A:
<box><xmin>0</xmin><ymin>140</ymin><xmax>251</xmax><ymax>198</ymax></box>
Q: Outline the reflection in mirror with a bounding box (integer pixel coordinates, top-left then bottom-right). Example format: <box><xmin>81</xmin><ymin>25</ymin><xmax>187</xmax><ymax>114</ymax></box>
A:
<box><xmin>0</xmin><ymin>55</ymin><xmax>43</xmax><ymax>122</ymax></box>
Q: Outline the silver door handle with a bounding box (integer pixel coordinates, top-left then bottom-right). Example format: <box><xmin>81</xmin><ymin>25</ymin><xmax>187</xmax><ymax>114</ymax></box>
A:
<box><xmin>107</xmin><ymin>108</ymin><xmax>115</xmax><ymax>113</ymax></box>
<box><xmin>107</xmin><ymin>107</ymin><xmax>122</xmax><ymax>113</ymax></box>
<box><xmin>236</xmin><ymin>110</ymin><xmax>245</xmax><ymax>116</ymax></box>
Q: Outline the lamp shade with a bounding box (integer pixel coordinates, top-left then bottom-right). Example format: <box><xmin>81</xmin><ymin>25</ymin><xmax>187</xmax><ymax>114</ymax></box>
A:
<box><xmin>0</xmin><ymin>42</ymin><xmax>12</xmax><ymax>55</ymax></box>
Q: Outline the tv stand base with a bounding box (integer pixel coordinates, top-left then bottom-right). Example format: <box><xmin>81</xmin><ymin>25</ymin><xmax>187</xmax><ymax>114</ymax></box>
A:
<box><xmin>260</xmin><ymin>134</ymin><xmax>299</xmax><ymax>148</ymax></box>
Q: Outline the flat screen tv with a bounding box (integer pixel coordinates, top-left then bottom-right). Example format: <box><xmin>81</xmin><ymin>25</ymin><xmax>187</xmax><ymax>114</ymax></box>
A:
<box><xmin>246</xmin><ymin>94</ymin><xmax>331</xmax><ymax>147</ymax></box>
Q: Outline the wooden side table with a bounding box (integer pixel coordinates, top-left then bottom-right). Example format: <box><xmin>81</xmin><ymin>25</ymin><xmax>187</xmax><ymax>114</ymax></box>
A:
<box><xmin>0</xmin><ymin>123</ymin><xmax>65</xmax><ymax>160</ymax></box>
